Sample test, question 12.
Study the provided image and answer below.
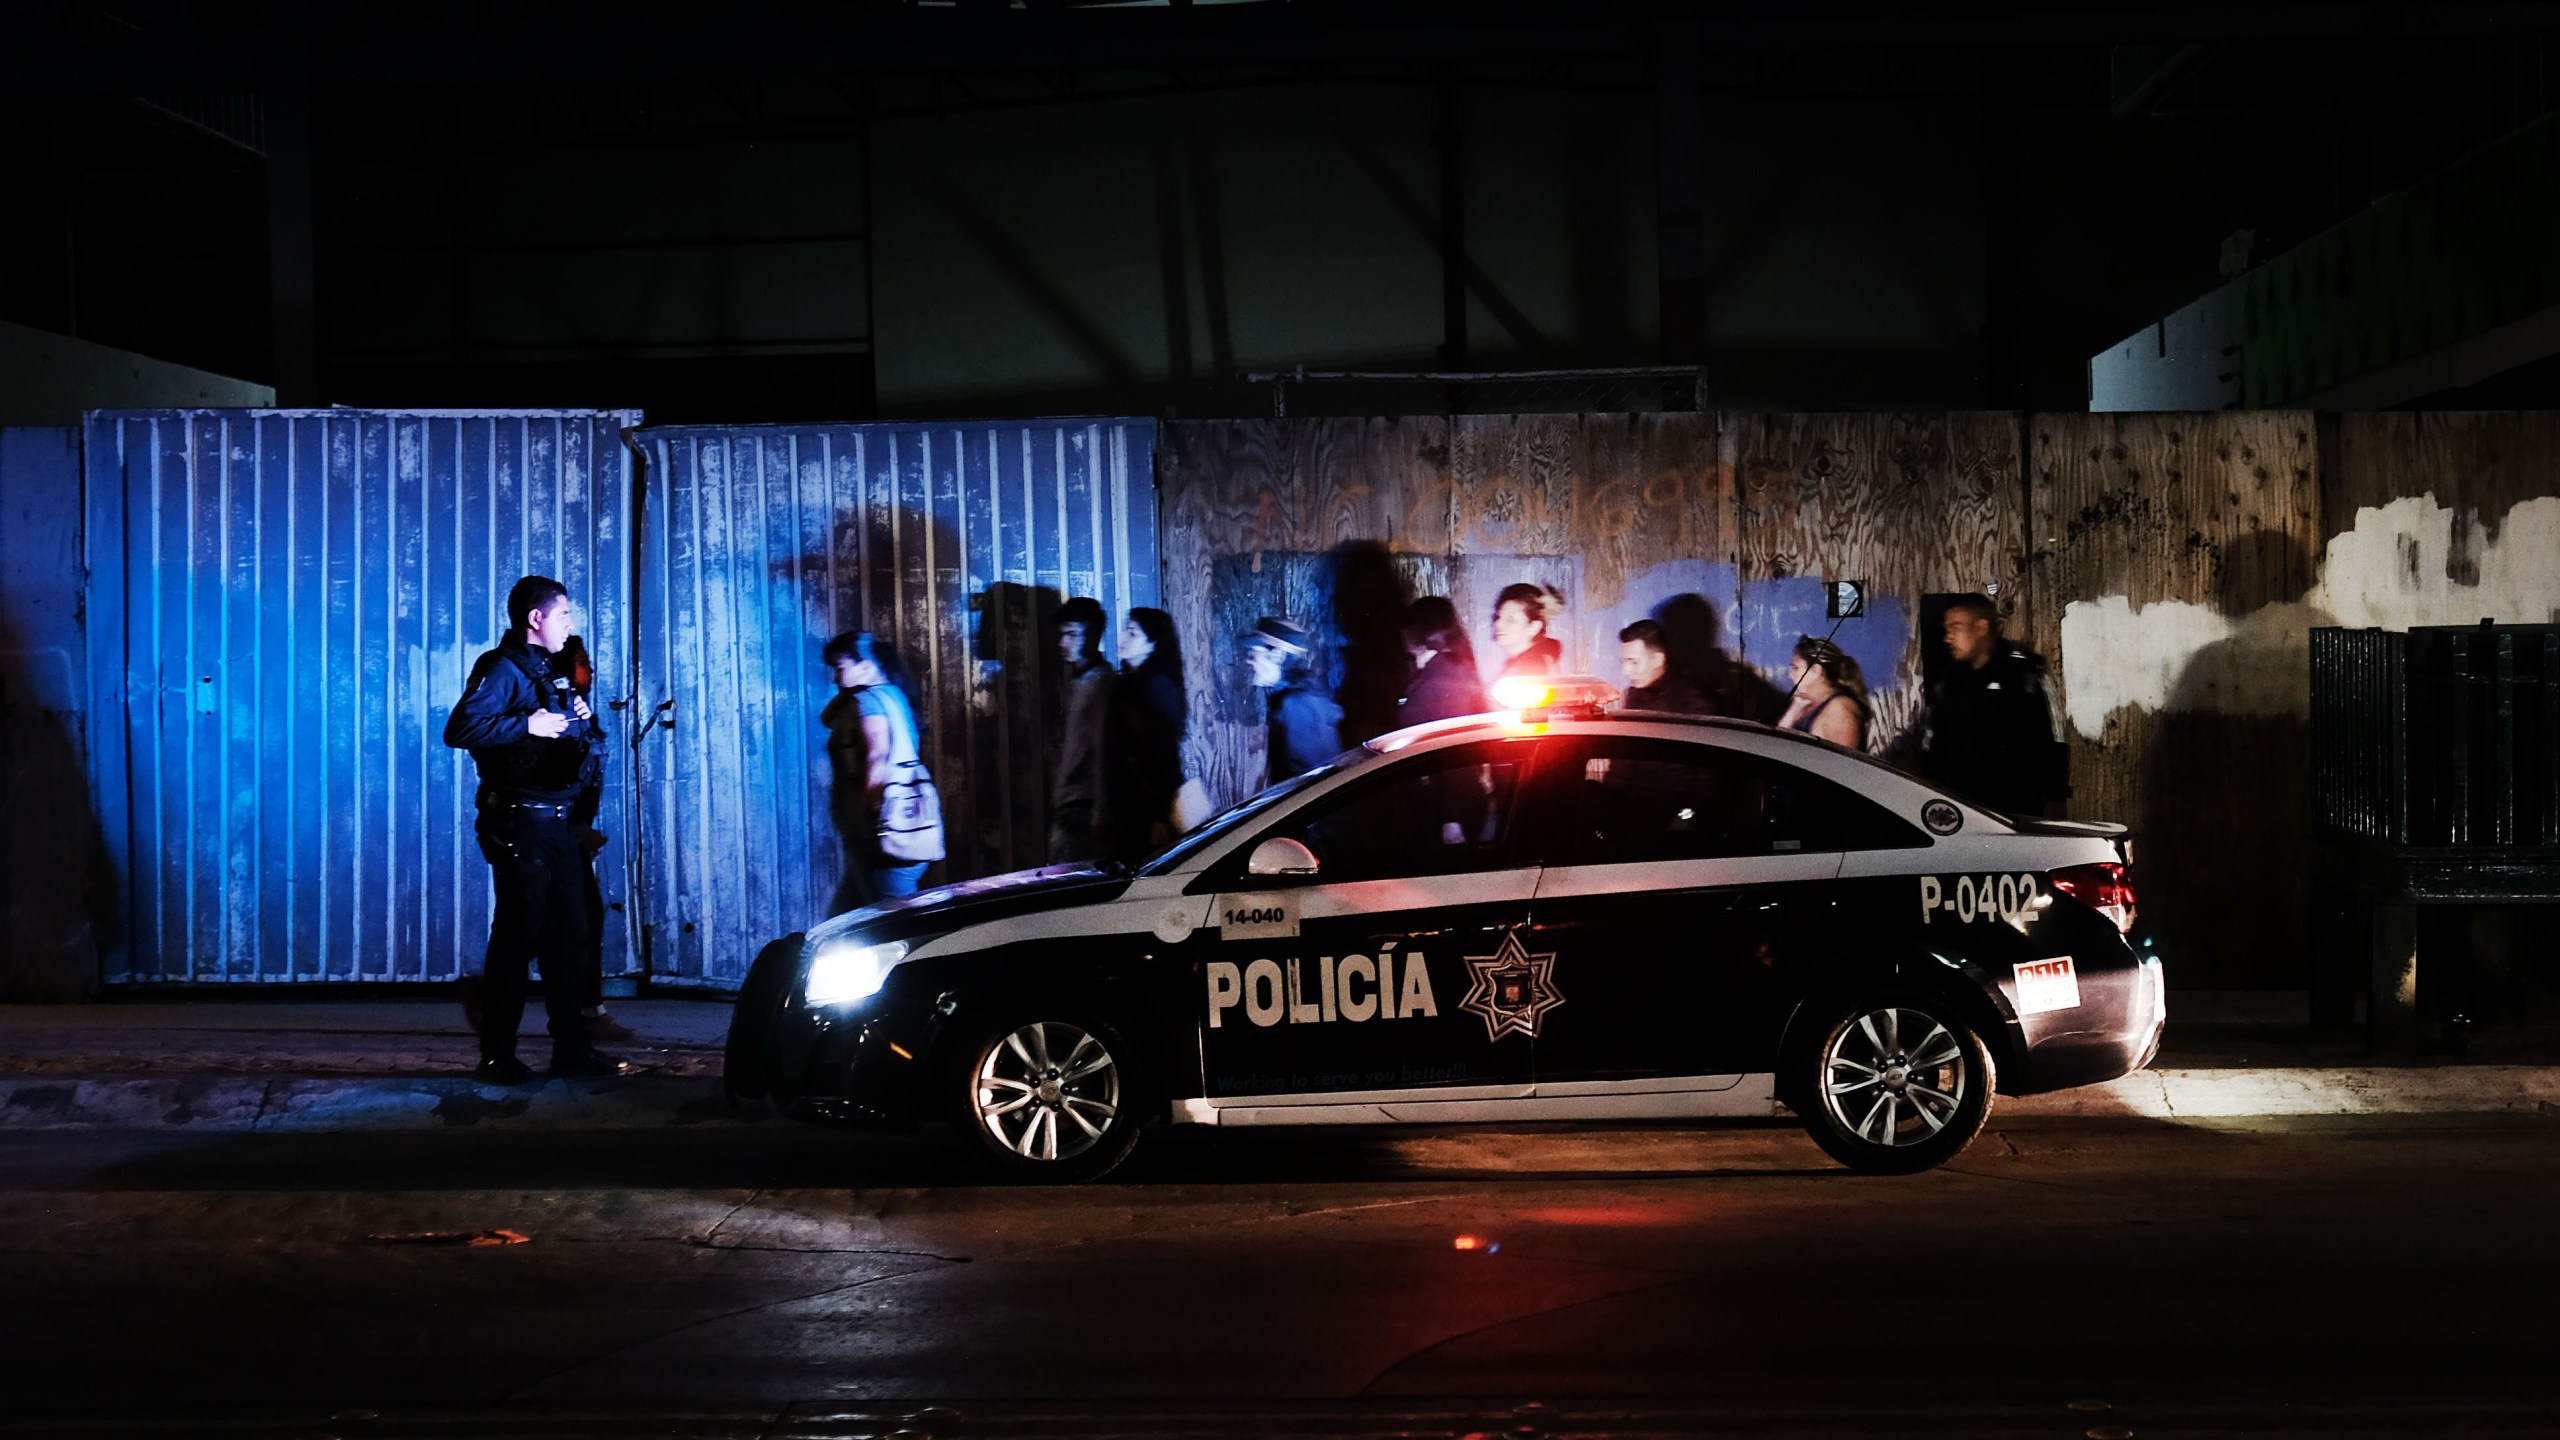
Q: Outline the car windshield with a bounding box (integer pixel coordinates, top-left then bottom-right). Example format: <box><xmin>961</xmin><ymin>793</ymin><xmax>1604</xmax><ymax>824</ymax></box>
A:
<box><xmin>1133</xmin><ymin>749</ymin><xmax>1374</xmax><ymax>875</ymax></box>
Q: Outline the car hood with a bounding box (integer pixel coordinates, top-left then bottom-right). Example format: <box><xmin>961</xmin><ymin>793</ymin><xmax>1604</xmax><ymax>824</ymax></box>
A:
<box><xmin>806</xmin><ymin>863</ymin><xmax>1134</xmax><ymax>948</ymax></box>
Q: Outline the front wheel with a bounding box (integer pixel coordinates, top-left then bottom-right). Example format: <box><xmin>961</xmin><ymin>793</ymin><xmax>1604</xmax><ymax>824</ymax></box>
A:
<box><xmin>956</xmin><ymin>1008</ymin><xmax>1146</xmax><ymax>1183</ymax></box>
<box><xmin>1797</xmin><ymin>995</ymin><xmax>1995</xmax><ymax>1173</ymax></box>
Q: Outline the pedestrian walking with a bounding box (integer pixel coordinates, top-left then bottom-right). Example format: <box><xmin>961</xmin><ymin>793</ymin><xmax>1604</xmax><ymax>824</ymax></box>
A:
<box><xmin>1108</xmin><ymin>607</ymin><xmax>1187</xmax><ymax>859</ymax></box>
<box><xmin>1050</xmin><ymin>596</ymin><xmax>1115</xmax><ymax>863</ymax></box>
<box><xmin>1777</xmin><ymin>635</ymin><xmax>1872</xmax><ymax>750</ymax></box>
<box><xmin>1616</xmin><ymin>619</ymin><xmax>1715</xmax><ymax>714</ymax></box>
<box><xmin>1922</xmin><ymin>593</ymin><xmax>2068</xmax><ymax>816</ymax></box>
<box><xmin>1490</xmin><ymin>582</ymin><xmax>1565</xmax><ymax>681</ymax></box>
<box><xmin>1399</xmin><ymin>596</ymin><xmax>1491</xmax><ymax>725</ymax></box>
<box><xmin>442</xmin><ymin>576</ymin><xmax>625</xmax><ymax>1084</ymax></box>
<box><xmin>1400</xmin><ymin>596</ymin><xmax>1492</xmax><ymax>846</ymax></box>
<box><xmin>1246</xmin><ymin>616</ymin><xmax>1343</xmax><ymax>786</ymax></box>
<box><xmin>819</xmin><ymin>631</ymin><xmax>877</xmax><ymax>912</ymax></box>
<box><xmin>829</xmin><ymin>631</ymin><xmax>942</xmax><ymax>902</ymax></box>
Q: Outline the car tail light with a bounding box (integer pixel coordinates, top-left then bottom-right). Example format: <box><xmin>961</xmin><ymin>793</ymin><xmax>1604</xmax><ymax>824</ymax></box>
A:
<box><xmin>2049</xmin><ymin>862</ymin><xmax>2137</xmax><ymax>934</ymax></box>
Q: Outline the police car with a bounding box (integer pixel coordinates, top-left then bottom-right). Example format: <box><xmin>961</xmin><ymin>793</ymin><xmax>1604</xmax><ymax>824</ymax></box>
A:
<box><xmin>725</xmin><ymin>677</ymin><xmax>2162</xmax><ymax>1182</ymax></box>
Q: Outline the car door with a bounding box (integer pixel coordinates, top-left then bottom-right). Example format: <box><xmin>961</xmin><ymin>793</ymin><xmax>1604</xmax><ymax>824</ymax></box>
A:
<box><xmin>1191</xmin><ymin>736</ymin><xmax>1549</xmax><ymax>1107</ymax></box>
<box><xmin>1521</xmin><ymin>736</ymin><xmax>1919</xmax><ymax>1086</ymax></box>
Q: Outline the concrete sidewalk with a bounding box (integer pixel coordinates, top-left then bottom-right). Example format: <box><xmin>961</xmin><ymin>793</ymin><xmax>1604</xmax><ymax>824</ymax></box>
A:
<box><xmin>0</xmin><ymin>997</ymin><xmax>733</xmax><ymax>1132</ymax></box>
<box><xmin>0</xmin><ymin>991</ymin><xmax>2554</xmax><ymax>1131</ymax></box>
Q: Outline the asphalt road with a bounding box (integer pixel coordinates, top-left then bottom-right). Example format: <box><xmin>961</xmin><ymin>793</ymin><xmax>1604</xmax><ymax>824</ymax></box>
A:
<box><xmin>4</xmin><ymin>1114</ymin><xmax>2555</xmax><ymax>1438</ymax></box>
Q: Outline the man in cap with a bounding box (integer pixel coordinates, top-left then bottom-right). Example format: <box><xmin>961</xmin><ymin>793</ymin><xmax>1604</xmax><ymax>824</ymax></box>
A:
<box><xmin>1245</xmin><ymin>616</ymin><xmax>1343</xmax><ymax>787</ymax></box>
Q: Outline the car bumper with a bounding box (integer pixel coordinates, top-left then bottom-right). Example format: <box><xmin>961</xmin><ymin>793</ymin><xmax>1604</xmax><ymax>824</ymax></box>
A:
<box><xmin>2002</xmin><ymin>943</ymin><xmax>2166</xmax><ymax>1096</ymax></box>
<box><xmin>724</xmin><ymin>938</ymin><xmax>946</xmax><ymax>1127</ymax></box>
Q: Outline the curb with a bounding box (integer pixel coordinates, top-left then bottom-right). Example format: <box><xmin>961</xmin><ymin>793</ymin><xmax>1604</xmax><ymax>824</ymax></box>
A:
<box><xmin>3</xmin><ymin>1065</ymin><xmax>2557</xmax><ymax>1132</ymax></box>
<box><xmin>2000</xmin><ymin>1065</ymin><xmax>2560</xmax><ymax>1119</ymax></box>
<box><xmin>0</xmin><ymin>1074</ymin><xmax>735</xmax><ymax>1132</ymax></box>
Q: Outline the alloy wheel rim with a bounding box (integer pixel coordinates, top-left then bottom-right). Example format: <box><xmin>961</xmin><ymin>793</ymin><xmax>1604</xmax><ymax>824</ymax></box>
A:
<box><xmin>1821</xmin><ymin>1006</ymin><xmax>1968</xmax><ymax>1147</ymax></box>
<box><xmin>974</xmin><ymin>1020</ymin><xmax>1121</xmax><ymax>1162</ymax></box>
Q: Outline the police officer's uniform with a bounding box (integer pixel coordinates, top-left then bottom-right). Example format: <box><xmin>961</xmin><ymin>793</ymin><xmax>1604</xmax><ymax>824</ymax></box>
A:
<box><xmin>1920</xmin><ymin>642</ymin><xmax>2067</xmax><ymax>817</ymax></box>
<box><xmin>443</xmin><ymin>635</ymin><xmax>609</xmax><ymax>1071</ymax></box>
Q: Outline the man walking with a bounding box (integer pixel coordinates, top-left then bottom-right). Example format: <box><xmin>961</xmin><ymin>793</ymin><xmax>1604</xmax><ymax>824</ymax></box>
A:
<box><xmin>444</xmin><ymin>576</ymin><xmax>626</xmax><ymax>1083</ymax></box>
<box><xmin>1049</xmin><ymin>596</ymin><xmax>1115</xmax><ymax>863</ymax></box>
<box><xmin>1921</xmin><ymin>593</ymin><xmax>2068</xmax><ymax>817</ymax></box>
<box><xmin>1616</xmin><ymin>619</ymin><xmax>1715</xmax><ymax>714</ymax></box>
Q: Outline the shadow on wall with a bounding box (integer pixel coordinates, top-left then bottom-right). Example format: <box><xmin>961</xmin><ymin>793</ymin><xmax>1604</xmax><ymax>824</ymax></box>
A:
<box><xmin>975</xmin><ymin>579</ymin><xmax>1070</xmax><ymax>866</ymax></box>
<box><xmin>1651</xmin><ymin>590</ymin><xmax>1789</xmax><ymax>724</ymax></box>
<box><xmin>1330</xmin><ymin>541</ymin><xmax>1417</xmax><ymax>746</ymax></box>
<box><xmin>0</xmin><ymin>614</ymin><xmax>112</xmax><ymax>1000</ymax></box>
<box><xmin>1199</xmin><ymin>544</ymin><xmax>1450</xmax><ymax>808</ymax></box>
<box><xmin>726</xmin><ymin>509</ymin><xmax>1052</xmax><ymax>935</ymax></box>
<box><xmin>2141</xmin><ymin>527</ymin><xmax>2333</xmax><ymax>988</ymax></box>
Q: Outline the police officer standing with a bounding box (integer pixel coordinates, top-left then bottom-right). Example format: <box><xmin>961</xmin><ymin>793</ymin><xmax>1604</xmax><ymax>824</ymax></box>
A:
<box><xmin>443</xmin><ymin>576</ymin><xmax>626</xmax><ymax>1083</ymax></box>
<box><xmin>1921</xmin><ymin>593</ymin><xmax>2067</xmax><ymax>817</ymax></box>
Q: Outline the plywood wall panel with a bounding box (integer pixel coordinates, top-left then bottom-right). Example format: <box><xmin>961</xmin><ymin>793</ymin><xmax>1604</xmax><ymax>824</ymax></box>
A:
<box><xmin>2326</xmin><ymin>413</ymin><xmax>2560</xmax><ymax>631</ymax></box>
<box><xmin>2327</xmin><ymin>412</ymin><xmax>2560</xmax><ymax>525</ymax></box>
<box><xmin>1159</xmin><ymin>418</ymin><xmax>1460</xmax><ymax>810</ymax></box>
<box><xmin>1163</xmin><ymin>414</ymin><xmax>1745</xmax><ymax>811</ymax></box>
<box><xmin>2029</xmin><ymin>411</ymin><xmax>2321</xmax><ymax>988</ymax></box>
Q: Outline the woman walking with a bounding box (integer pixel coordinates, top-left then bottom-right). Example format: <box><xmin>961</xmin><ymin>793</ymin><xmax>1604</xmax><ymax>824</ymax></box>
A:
<box><xmin>821</xmin><ymin>630</ymin><xmax>942</xmax><ymax>903</ymax></box>
<box><xmin>1777</xmin><ymin>635</ymin><xmax>1872</xmax><ymax>751</ymax></box>
<box><xmin>1400</xmin><ymin>596</ymin><xmax>1493</xmax><ymax>847</ymax></box>
<box><xmin>1400</xmin><ymin>596</ymin><xmax>1490</xmax><ymax>725</ymax></box>
<box><xmin>1108</xmin><ymin>607</ymin><xmax>1188</xmax><ymax>860</ymax></box>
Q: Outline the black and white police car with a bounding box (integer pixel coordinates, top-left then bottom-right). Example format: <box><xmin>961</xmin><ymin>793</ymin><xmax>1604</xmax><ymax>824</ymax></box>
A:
<box><xmin>725</xmin><ymin>678</ymin><xmax>2163</xmax><ymax>1182</ymax></box>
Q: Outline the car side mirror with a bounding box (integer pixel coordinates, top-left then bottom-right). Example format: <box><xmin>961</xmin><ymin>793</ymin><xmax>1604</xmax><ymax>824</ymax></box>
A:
<box><xmin>1245</xmin><ymin>836</ymin><xmax>1320</xmax><ymax>878</ymax></box>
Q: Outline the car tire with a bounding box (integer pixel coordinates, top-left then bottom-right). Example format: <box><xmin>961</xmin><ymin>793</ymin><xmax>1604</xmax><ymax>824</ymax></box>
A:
<box><xmin>954</xmin><ymin>1004</ymin><xmax>1147</xmax><ymax>1184</ymax></box>
<box><xmin>1796</xmin><ymin>992</ymin><xmax>1995</xmax><ymax>1174</ymax></box>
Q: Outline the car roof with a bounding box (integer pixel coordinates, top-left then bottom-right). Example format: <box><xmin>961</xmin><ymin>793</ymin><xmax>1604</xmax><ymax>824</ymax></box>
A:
<box><xmin>1360</xmin><ymin>706</ymin><xmax>1968</xmax><ymax>805</ymax></box>
<box><xmin>1368</xmin><ymin>708</ymin><xmax>1844</xmax><ymax>756</ymax></box>
<box><xmin>1147</xmin><ymin>706</ymin><xmax>2114</xmax><ymax>881</ymax></box>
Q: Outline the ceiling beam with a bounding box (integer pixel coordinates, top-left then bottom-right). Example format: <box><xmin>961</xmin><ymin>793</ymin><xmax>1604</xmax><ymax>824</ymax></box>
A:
<box><xmin>13</xmin><ymin>4</ymin><xmax>2560</xmax><ymax>96</ymax></box>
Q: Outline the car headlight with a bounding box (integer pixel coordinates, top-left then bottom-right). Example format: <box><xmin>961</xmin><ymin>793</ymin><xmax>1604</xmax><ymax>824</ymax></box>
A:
<box><xmin>803</xmin><ymin>938</ymin><xmax>910</xmax><ymax>1008</ymax></box>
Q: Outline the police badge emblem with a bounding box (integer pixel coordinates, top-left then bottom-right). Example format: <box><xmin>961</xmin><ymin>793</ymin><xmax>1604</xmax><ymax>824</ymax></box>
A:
<box><xmin>1458</xmin><ymin>928</ymin><xmax>1565</xmax><ymax>1042</ymax></box>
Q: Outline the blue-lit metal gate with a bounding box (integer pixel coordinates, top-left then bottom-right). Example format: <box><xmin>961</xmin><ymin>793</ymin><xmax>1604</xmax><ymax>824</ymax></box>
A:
<box><xmin>633</xmin><ymin>420</ymin><xmax>1157</xmax><ymax>988</ymax></box>
<box><xmin>85</xmin><ymin>410</ymin><xmax>642</xmax><ymax>984</ymax></box>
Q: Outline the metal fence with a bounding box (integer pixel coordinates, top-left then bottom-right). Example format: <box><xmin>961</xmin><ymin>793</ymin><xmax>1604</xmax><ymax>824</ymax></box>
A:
<box><xmin>84</xmin><ymin>410</ymin><xmax>642</xmax><ymax>983</ymax></box>
<box><xmin>632</xmin><ymin>419</ymin><xmax>1157</xmax><ymax>988</ymax></box>
<box><xmin>2312</xmin><ymin>623</ymin><xmax>2560</xmax><ymax>848</ymax></box>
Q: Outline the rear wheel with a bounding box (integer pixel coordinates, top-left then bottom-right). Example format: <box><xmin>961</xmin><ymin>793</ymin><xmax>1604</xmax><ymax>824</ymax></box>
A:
<box><xmin>1797</xmin><ymin>994</ymin><xmax>1994</xmax><ymax>1173</ymax></box>
<box><xmin>956</xmin><ymin>1007</ymin><xmax>1146</xmax><ymax>1183</ymax></box>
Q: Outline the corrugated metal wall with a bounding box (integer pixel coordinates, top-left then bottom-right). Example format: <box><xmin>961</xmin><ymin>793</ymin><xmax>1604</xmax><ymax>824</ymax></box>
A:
<box><xmin>633</xmin><ymin>419</ymin><xmax>1157</xmax><ymax>987</ymax></box>
<box><xmin>85</xmin><ymin>410</ymin><xmax>641</xmax><ymax>983</ymax></box>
